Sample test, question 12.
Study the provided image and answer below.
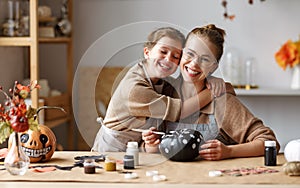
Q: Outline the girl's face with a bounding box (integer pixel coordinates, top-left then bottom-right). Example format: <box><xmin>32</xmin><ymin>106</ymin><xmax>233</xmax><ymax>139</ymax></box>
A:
<box><xmin>144</xmin><ymin>37</ymin><xmax>182</xmax><ymax>81</ymax></box>
<box><xmin>180</xmin><ymin>34</ymin><xmax>218</xmax><ymax>84</ymax></box>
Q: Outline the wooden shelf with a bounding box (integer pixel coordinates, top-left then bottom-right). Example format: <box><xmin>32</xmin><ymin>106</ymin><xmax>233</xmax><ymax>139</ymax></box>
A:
<box><xmin>0</xmin><ymin>37</ymin><xmax>71</xmax><ymax>45</ymax></box>
<box><xmin>235</xmin><ymin>88</ymin><xmax>300</xmax><ymax>96</ymax></box>
<box><xmin>0</xmin><ymin>37</ymin><xmax>33</xmax><ymax>46</ymax></box>
<box><xmin>39</xmin><ymin>37</ymin><xmax>71</xmax><ymax>43</ymax></box>
<box><xmin>38</xmin><ymin>16</ymin><xmax>57</xmax><ymax>23</ymax></box>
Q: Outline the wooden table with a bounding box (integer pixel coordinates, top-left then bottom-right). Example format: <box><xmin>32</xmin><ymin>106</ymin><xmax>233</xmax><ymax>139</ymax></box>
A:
<box><xmin>0</xmin><ymin>151</ymin><xmax>299</xmax><ymax>188</ymax></box>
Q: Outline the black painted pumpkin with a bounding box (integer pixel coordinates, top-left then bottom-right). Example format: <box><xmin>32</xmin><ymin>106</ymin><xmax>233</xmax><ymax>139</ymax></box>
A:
<box><xmin>159</xmin><ymin>129</ymin><xmax>203</xmax><ymax>162</ymax></box>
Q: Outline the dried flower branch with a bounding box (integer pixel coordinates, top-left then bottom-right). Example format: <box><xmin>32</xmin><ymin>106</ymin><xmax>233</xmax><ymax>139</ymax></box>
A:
<box><xmin>222</xmin><ymin>0</ymin><xmax>266</xmax><ymax>20</ymax></box>
<box><xmin>0</xmin><ymin>81</ymin><xmax>40</xmax><ymax>144</ymax></box>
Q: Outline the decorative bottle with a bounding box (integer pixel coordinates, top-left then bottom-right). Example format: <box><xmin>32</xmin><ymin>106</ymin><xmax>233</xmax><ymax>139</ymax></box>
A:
<box><xmin>4</xmin><ymin>132</ymin><xmax>30</xmax><ymax>175</ymax></box>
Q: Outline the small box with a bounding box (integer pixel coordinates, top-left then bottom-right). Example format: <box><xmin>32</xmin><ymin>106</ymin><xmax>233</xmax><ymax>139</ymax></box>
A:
<box><xmin>41</xmin><ymin>93</ymin><xmax>70</xmax><ymax>121</ymax></box>
<box><xmin>39</xmin><ymin>26</ymin><xmax>55</xmax><ymax>37</ymax></box>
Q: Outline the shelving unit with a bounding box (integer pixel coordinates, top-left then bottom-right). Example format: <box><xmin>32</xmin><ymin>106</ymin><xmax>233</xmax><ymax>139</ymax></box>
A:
<box><xmin>0</xmin><ymin>0</ymin><xmax>74</xmax><ymax>150</ymax></box>
<box><xmin>0</xmin><ymin>0</ymin><xmax>39</xmax><ymax>106</ymax></box>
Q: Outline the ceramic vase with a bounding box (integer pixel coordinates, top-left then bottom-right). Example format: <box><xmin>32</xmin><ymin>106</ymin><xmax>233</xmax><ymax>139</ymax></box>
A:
<box><xmin>4</xmin><ymin>132</ymin><xmax>30</xmax><ymax>175</ymax></box>
<box><xmin>291</xmin><ymin>64</ymin><xmax>300</xmax><ymax>90</ymax></box>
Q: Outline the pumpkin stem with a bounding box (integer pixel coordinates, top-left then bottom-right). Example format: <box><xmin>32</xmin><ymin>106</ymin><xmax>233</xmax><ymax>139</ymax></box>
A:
<box><xmin>34</xmin><ymin>106</ymin><xmax>66</xmax><ymax>120</ymax></box>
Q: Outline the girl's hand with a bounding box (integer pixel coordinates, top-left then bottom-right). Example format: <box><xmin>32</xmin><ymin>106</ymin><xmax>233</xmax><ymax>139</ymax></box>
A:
<box><xmin>199</xmin><ymin>140</ymin><xmax>231</xmax><ymax>160</ymax></box>
<box><xmin>141</xmin><ymin>127</ymin><xmax>161</xmax><ymax>153</ymax></box>
<box><xmin>206</xmin><ymin>77</ymin><xmax>226</xmax><ymax>97</ymax></box>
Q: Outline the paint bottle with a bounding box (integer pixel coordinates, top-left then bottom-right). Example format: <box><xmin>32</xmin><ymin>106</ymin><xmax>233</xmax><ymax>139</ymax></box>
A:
<box><xmin>83</xmin><ymin>158</ymin><xmax>96</xmax><ymax>174</ymax></box>
<box><xmin>123</xmin><ymin>155</ymin><xmax>135</xmax><ymax>169</ymax></box>
<box><xmin>126</xmin><ymin>141</ymin><xmax>139</xmax><ymax>166</ymax></box>
<box><xmin>264</xmin><ymin>140</ymin><xmax>277</xmax><ymax>166</ymax></box>
<box><xmin>104</xmin><ymin>157</ymin><xmax>116</xmax><ymax>171</ymax></box>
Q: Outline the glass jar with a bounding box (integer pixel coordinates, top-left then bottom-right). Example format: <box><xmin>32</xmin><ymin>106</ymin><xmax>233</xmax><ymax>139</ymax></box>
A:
<box><xmin>222</xmin><ymin>48</ymin><xmax>242</xmax><ymax>86</ymax></box>
<box><xmin>245</xmin><ymin>57</ymin><xmax>257</xmax><ymax>89</ymax></box>
<box><xmin>19</xmin><ymin>0</ymin><xmax>29</xmax><ymax>36</ymax></box>
<box><xmin>2</xmin><ymin>0</ymin><xmax>15</xmax><ymax>36</ymax></box>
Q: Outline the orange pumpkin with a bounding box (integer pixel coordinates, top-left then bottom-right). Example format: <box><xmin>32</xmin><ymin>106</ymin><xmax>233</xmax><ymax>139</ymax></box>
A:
<box><xmin>9</xmin><ymin>125</ymin><xmax>56</xmax><ymax>162</ymax></box>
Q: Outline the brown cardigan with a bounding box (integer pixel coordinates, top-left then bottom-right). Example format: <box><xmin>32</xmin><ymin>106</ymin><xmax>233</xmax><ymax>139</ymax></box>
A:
<box><xmin>172</xmin><ymin>76</ymin><xmax>281</xmax><ymax>152</ymax></box>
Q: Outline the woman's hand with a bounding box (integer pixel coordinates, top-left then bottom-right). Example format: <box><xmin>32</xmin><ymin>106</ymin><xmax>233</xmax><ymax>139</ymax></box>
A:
<box><xmin>199</xmin><ymin>139</ymin><xmax>231</xmax><ymax>160</ymax></box>
<box><xmin>206</xmin><ymin>76</ymin><xmax>226</xmax><ymax>97</ymax></box>
<box><xmin>141</xmin><ymin>127</ymin><xmax>161</xmax><ymax>153</ymax></box>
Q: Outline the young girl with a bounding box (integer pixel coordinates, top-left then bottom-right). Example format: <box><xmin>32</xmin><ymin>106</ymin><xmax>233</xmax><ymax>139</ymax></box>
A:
<box><xmin>92</xmin><ymin>27</ymin><xmax>228</xmax><ymax>152</ymax></box>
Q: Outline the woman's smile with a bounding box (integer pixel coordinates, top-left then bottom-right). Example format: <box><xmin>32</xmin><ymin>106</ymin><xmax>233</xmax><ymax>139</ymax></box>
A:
<box><xmin>184</xmin><ymin>64</ymin><xmax>202</xmax><ymax>77</ymax></box>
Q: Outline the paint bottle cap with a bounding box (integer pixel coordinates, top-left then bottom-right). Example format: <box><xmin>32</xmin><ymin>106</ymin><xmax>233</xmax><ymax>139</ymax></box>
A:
<box><xmin>152</xmin><ymin>174</ymin><xmax>167</xmax><ymax>182</ymax></box>
<box><xmin>265</xmin><ymin>140</ymin><xmax>276</xmax><ymax>147</ymax></box>
<box><xmin>146</xmin><ymin>170</ymin><xmax>159</xmax><ymax>177</ymax></box>
<box><xmin>124</xmin><ymin>172</ymin><xmax>138</xmax><ymax>179</ymax></box>
<box><xmin>127</xmin><ymin>141</ymin><xmax>138</xmax><ymax>148</ymax></box>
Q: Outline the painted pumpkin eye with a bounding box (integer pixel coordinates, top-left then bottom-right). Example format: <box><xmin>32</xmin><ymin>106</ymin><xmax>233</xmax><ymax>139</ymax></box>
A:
<box><xmin>40</xmin><ymin>134</ymin><xmax>48</xmax><ymax>144</ymax></box>
<box><xmin>20</xmin><ymin>133</ymin><xmax>29</xmax><ymax>143</ymax></box>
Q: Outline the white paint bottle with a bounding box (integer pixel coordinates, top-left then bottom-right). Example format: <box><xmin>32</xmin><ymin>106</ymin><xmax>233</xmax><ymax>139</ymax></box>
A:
<box><xmin>126</xmin><ymin>142</ymin><xmax>139</xmax><ymax>166</ymax></box>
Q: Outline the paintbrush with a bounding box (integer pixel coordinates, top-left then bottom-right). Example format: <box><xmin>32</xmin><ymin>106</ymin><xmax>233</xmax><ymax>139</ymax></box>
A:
<box><xmin>131</xmin><ymin>128</ymin><xmax>165</xmax><ymax>135</ymax></box>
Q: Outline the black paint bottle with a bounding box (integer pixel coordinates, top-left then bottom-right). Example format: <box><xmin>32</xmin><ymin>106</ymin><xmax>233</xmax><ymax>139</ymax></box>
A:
<box><xmin>123</xmin><ymin>155</ymin><xmax>135</xmax><ymax>169</ymax></box>
<box><xmin>264</xmin><ymin>141</ymin><xmax>277</xmax><ymax>166</ymax></box>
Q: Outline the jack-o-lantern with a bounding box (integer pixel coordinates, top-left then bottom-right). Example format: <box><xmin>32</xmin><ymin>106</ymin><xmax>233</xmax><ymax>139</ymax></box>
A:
<box><xmin>9</xmin><ymin>125</ymin><xmax>56</xmax><ymax>162</ymax></box>
<box><xmin>159</xmin><ymin>129</ymin><xmax>203</xmax><ymax>162</ymax></box>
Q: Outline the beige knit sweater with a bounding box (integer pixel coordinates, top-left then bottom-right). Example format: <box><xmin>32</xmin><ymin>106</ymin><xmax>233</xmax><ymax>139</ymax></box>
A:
<box><xmin>103</xmin><ymin>62</ymin><xmax>181</xmax><ymax>131</ymax></box>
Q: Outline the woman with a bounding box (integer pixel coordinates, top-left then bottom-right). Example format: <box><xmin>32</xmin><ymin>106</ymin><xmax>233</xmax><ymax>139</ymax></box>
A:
<box><xmin>142</xmin><ymin>24</ymin><xmax>280</xmax><ymax>160</ymax></box>
<box><xmin>92</xmin><ymin>27</ymin><xmax>228</xmax><ymax>152</ymax></box>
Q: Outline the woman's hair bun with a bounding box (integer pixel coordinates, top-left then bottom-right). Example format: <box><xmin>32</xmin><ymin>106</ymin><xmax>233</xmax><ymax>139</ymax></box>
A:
<box><xmin>204</xmin><ymin>24</ymin><xmax>226</xmax><ymax>38</ymax></box>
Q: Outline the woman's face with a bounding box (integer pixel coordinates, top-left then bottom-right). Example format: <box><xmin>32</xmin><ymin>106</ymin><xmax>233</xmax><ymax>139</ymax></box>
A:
<box><xmin>180</xmin><ymin>34</ymin><xmax>218</xmax><ymax>84</ymax></box>
<box><xmin>144</xmin><ymin>36</ymin><xmax>182</xmax><ymax>80</ymax></box>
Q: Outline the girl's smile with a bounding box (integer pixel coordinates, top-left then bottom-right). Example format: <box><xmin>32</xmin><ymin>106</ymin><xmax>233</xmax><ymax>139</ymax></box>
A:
<box><xmin>144</xmin><ymin>36</ymin><xmax>183</xmax><ymax>83</ymax></box>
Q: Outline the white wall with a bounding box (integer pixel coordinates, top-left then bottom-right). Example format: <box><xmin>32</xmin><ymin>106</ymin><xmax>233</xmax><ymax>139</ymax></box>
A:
<box><xmin>73</xmin><ymin>0</ymin><xmax>300</xmax><ymax>89</ymax></box>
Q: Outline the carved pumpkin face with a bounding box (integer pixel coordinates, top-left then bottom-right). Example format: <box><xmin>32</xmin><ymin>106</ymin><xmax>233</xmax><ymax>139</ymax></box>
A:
<box><xmin>11</xmin><ymin>125</ymin><xmax>56</xmax><ymax>162</ymax></box>
<box><xmin>159</xmin><ymin>129</ymin><xmax>203</xmax><ymax>162</ymax></box>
